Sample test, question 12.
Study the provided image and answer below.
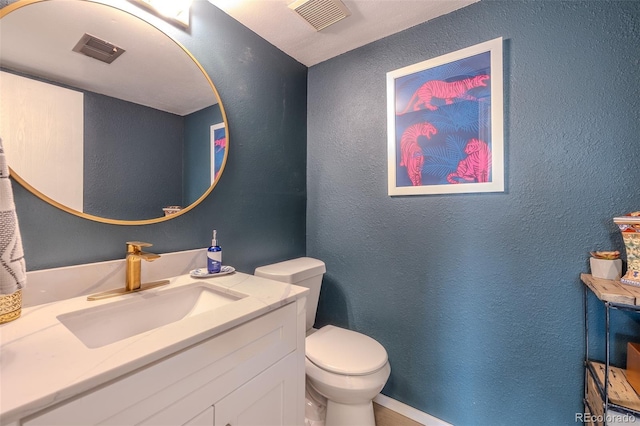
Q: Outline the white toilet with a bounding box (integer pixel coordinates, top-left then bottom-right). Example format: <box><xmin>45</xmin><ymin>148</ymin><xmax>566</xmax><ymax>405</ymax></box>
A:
<box><xmin>254</xmin><ymin>257</ymin><xmax>391</xmax><ymax>426</ymax></box>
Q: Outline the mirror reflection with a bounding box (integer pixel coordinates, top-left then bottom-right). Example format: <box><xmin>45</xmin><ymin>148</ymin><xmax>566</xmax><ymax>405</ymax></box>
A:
<box><xmin>0</xmin><ymin>0</ymin><xmax>228</xmax><ymax>223</ymax></box>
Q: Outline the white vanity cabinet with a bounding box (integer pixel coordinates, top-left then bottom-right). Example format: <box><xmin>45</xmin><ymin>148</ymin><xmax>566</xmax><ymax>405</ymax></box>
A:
<box><xmin>20</xmin><ymin>301</ymin><xmax>304</xmax><ymax>426</ymax></box>
<box><xmin>183</xmin><ymin>407</ymin><xmax>214</xmax><ymax>426</ymax></box>
<box><xmin>158</xmin><ymin>352</ymin><xmax>297</xmax><ymax>426</ymax></box>
<box><xmin>212</xmin><ymin>353</ymin><xmax>298</xmax><ymax>426</ymax></box>
<box><xmin>147</xmin><ymin>353</ymin><xmax>299</xmax><ymax>426</ymax></box>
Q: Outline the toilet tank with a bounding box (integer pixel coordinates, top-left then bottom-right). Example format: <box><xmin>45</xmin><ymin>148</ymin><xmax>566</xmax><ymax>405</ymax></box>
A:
<box><xmin>254</xmin><ymin>257</ymin><xmax>326</xmax><ymax>331</ymax></box>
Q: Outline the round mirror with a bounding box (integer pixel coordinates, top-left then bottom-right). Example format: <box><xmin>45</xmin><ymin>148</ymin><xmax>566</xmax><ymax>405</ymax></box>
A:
<box><xmin>0</xmin><ymin>0</ymin><xmax>228</xmax><ymax>225</ymax></box>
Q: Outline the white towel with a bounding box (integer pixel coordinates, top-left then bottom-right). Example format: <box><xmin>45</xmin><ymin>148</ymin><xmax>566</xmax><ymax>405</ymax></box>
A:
<box><xmin>0</xmin><ymin>138</ymin><xmax>26</xmax><ymax>294</ymax></box>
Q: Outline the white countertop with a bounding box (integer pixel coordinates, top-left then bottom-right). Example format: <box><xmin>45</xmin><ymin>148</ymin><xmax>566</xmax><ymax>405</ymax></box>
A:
<box><xmin>0</xmin><ymin>271</ymin><xmax>308</xmax><ymax>424</ymax></box>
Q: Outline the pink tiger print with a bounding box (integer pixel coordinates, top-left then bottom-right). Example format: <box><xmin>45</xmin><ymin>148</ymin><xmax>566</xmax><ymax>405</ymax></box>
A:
<box><xmin>214</xmin><ymin>137</ymin><xmax>226</xmax><ymax>151</ymax></box>
<box><xmin>400</xmin><ymin>74</ymin><xmax>490</xmax><ymax>114</ymax></box>
<box><xmin>447</xmin><ymin>138</ymin><xmax>491</xmax><ymax>184</ymax></box>
<box><xmin>400</xmin><ymin>122</ymin><xmax>437</xmax><ymax>186</ymax></box>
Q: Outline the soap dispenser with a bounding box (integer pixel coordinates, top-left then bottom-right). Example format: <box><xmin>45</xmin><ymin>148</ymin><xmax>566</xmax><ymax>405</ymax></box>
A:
<box><xmin>207</xmin><ymin>230</ymin><xmax>222</xmax><ymax>274</ymax></box>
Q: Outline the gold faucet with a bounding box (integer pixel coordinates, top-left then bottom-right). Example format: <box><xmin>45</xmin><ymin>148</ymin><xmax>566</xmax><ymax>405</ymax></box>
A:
<box><xmin>126</xmin><ymin>241</ymin><xmax>161</xmax><ymax>291</ymax></box>
<box><xmin>87</xmin><ymin>241</ymin><xmax>170</xmax><ymax>301</ymax></box>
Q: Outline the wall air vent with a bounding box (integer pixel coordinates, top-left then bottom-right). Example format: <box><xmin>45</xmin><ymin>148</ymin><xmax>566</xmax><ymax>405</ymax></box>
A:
<box><xmin>72</xmin><ymin>33</ymin><xmax>125</xmax><ymax>64</ymax></box>
<box><xmin>288</xmin><ymin>0</ymin><xmax>351</xmax><ymax>32</ymax></box>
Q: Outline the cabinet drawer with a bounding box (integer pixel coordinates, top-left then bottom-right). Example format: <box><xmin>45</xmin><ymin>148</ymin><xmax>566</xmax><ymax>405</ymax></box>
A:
<box><xmin>183</xmin><ymin>406</ymin><xmax>214</xmax><ymax>426</ymax></box>
<box><xmin>23</xmin><ymin>303</ymin><xmax>298</xmax><ymax>426</ymax></box>
<box><xmin>214</xmin><ymin>352</ymin><xmax>298</xmax><ymax>426</ymax></box>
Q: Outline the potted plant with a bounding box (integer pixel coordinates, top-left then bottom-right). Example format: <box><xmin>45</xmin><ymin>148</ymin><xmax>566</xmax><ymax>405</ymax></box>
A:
<box><xmin>589</xmin><ymin>250</ymin><xmax>622</xmax><ymax>281</ymax></box>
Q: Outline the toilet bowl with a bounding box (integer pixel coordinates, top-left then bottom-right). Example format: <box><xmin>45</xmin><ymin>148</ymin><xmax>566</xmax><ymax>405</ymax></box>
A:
<box><xmin>305</xmin><ymin>325</ymin><xmax>391</xmax><ymax>426</ymax></box>
<box><xmin>254</xmin><ymin>258</ymin><xmax>391</xmax><ymax>426</ymax></box>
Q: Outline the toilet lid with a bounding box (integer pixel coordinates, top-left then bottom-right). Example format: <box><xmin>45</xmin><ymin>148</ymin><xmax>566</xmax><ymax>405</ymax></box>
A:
<box><xmin>305</xmin><ymin>325</ymin><xmax>388</xmax><ymax>376</ymax></box>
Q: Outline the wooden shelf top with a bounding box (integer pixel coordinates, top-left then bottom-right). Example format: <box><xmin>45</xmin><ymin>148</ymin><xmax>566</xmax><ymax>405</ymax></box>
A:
<box><xmin>581</xmin><ymin>273</ymin><xmax>640</xmax><ymax>306</ymax></box>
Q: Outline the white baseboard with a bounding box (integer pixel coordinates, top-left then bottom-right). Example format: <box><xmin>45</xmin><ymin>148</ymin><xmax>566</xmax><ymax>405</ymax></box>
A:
<box><xmin>373</xmin><ymin>394</ymin><xmax>452</xmax><ymax>426</ymax></box>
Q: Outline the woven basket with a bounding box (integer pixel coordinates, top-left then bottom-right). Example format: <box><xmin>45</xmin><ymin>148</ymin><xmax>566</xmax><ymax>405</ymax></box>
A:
<box><xmin>0</xmin><ymin>290</ymin><xmax>22</xmax><ymax>324</ymax></box>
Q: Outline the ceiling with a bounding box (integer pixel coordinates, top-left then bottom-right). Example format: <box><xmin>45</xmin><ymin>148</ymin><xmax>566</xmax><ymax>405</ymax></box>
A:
<box><xmin>0</xmin><ymin>0</ymin><xmax>215</xmax><ymax>116</ymax></box>
<box><xmin>207</xmin><ymin>0</ymin><xmax>479</xmax><ymax>67</ymax></box>
<box><xmin>0</xmin><ymin>0</ymin><xmax>478</xmax><ymax>116</ymax></box>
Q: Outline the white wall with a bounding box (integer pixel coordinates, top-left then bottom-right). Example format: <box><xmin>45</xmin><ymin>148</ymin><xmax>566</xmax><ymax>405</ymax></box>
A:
<box><xmin>0</xmin><ymin>71</ymin><xmax>84</xmax><ymax>211</ymax></box>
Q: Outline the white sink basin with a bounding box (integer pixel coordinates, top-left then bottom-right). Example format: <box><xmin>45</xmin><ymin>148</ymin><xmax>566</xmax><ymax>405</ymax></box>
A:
<box><xmin>57</xmin><ymin>284</ymin><xmax>245</xmax><ymax>349</ymax></box>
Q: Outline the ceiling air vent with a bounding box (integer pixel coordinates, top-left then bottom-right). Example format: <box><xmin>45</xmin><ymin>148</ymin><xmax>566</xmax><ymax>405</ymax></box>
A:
<box><xmin>288</xmin><ymin>0</ymin><xmax>351</xmax><ymax>32</ymax></box>
<box><xmin>72</xmin><ymin>33</ymin><xmax>125</xmax><ymax>64</ymax></box>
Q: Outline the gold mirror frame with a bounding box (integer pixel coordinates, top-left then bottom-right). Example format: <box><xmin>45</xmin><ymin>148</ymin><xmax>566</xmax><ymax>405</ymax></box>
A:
<box><xmin>0</xmin><ymin>0</ymin><xmax>228</xmax><ymax>226</ymax></box>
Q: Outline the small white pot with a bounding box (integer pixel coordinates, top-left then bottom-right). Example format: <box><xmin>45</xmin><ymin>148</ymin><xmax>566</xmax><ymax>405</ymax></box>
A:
<box><xmin>590</xmin><ymin>257</ymin><xmax>623</xmax><ymax>280</ymax></box>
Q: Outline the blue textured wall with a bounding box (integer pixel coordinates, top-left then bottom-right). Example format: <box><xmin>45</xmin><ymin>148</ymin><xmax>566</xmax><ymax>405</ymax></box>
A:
<box><xmin>86</xmin><ymin>93</ymin><xmax>223</xmax><ymax>217</ymax></box>
<box><xmin>307</xmin><ymin>1</ymin><xmax>640</xmax><ymax>424</ymax></box>
<box><xmin>84</xmin><ymin>92</ymin><xmax>184</xmax><ymax>220</ymax></box>
<box><xmin>9</xmin><ymin>0</ymin><xmax>308</xmax><ymax>273</ymax></box>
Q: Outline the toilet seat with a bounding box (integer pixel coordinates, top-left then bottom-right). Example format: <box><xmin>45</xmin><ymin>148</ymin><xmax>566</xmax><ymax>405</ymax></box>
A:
<box><xmin>305</xmin><ymin>325</ymin><xmax>388</xmax><ymax>375</ymax></box>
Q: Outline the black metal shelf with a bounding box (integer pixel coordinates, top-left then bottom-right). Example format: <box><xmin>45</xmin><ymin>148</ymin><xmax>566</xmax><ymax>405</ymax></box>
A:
<box><xmin>583</xmin><ymin>274</ymin><xmax>640</xmax><ymax>423</ymax></box>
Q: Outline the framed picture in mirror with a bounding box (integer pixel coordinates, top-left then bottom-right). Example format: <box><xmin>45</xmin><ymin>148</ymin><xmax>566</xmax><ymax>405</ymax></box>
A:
<box><xmin>211</xmin><ymin>123</ymin><xmax>227</xmax><ymax>185</ymax></box>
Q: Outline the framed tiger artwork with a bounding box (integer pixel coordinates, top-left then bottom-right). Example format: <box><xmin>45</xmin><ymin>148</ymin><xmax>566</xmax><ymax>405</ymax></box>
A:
<box><xmin>386</xmin><ymin>37</ymin><xmax>504</xmax><ymax>196</ymax></box>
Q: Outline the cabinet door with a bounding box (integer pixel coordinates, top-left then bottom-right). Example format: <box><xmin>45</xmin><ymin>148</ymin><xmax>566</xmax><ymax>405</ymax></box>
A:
<box><xmin>183</xmin><ymin>406</ymin><xmax>214</xmax><ymax>426</ymax></box>
<box><xmin>214</xmin><ymin>353</ymin><xmax>297</xmax><ymax>426</ymax></box>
